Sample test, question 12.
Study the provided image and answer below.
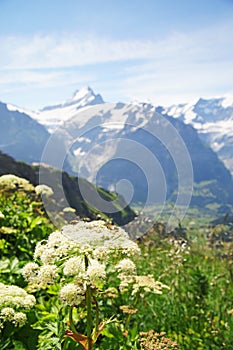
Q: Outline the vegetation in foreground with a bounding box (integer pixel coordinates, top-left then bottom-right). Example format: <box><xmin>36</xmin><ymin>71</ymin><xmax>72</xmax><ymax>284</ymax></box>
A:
<box><xmin>0</xmin><ymin>174</ymin><xmax>233</xmax><ymax>349</ymax></box>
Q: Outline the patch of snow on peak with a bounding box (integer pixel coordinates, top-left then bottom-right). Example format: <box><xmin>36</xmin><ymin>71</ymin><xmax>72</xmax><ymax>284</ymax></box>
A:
<box><xmin>163</xmin><ymin>99</ymin><xmax>199</xmax><ymax>123</ymax></box>
<box><xmin>71</xmin><ymin>86</ymin><xmax>93</xmax><ymax>101</ymax></box>
<box><xmin>221</xmin><ymin>94</ymin><xmax>233</xmax><ymax>108</ymax></box>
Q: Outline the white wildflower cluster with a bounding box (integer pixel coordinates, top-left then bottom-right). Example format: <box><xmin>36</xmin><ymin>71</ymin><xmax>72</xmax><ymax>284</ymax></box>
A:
<box><xmin>0</xmin><ymin>283</ymin><xmax>36</xmax><ymax>328</ymax></box>
<box><xmin>0</xmin><ymin>211</ymin><xmax>5</xmax><ymax>219</ymax></box>
<box><xmin>116</xmin><ymin>258</ymin><xmax>137</xmax><ymax>276</ymax></box>
<box><xmin>0</xmin><ymin>174</ymin><xmax>34</xmax><ymax>192</ymax></box>
<box><xmin>61</xmin><ymin>220</ymin><xmax>141</xmax><ymax>258</ymax></box>
<box><xmin>34</xmin><ymin>231</ymin><xmax>77</xmax><ymax>264</ymax></box>
<box><xmin>86</xmin><ymin>259</ymin><xmax>106</xmax><ymax>287</ymax></box>
<box><xmin>63</xmin><ymin>256</ymin><xmax>85</xmax><ymax>276</ymax></box>
<box><xmin>22</xmin><ymin>262</ymin><xmax>59</xmax><ymax>290</ymax></box>
<box><xmin>58</xmin><ymin>259</ymin><xmax>106</xmax><ymax>306</ymax></box>
<box><xmin>22</xmin><ymin>221</ymin><xmax>168</xmax><ymax>303</ymax></box>
<box><xmin>59</xmin><ymin>283</ymin><xmax>85</xmax><ymax>307</ymax></box>
<box><xmin>0</xmin><ymin>283</ymin><xmax>36</xmax><ymax>309</ymax></box>
<box><xmin>131</xmin><ymin>276</ymin><xmax>169</xmax><ymax>296</ymax></box>
<box><xmin>115</xmin><ymin>268</ymin><xmax>169</xmax><ymax>295</ymax></box>
<box><xmin>22</xmin><ymin>221</ymin><xmax>140</xmax><ymax>292</ymax></box>
<box><xmin>118</xmin><ymin>274</ymin><xmax>169</xmax><ymax>295</ymax></box>
<box><xmin>35</xmin><ymin>184</ymin><xmax>54</xmax><ymax>197</ymax></box>
<box><xmin>0</xmin><ymin>308</ymin><xmax>27</xmax><ymax>328</ymax></box>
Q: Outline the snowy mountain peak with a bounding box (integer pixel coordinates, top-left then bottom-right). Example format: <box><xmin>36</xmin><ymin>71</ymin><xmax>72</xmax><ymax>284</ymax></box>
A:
<box><xmin>29</xmin><ymin>87</ymin><xmax>105</xmax><ymax>132</ymax></box>
<box><xmin>41</xmin><ymin>86</ymin><xmax>104</xmax><ymax>112</ymax></box>
<box><xmin>71</xmin><ymin>86</ymin><xmax>95</xmax><ymax>101</ymax></box>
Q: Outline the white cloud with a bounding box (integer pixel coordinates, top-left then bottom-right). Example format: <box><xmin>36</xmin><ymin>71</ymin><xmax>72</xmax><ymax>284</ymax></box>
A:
<box><xmin>0</xmin><ymin>69</ymin><xmax>95</xmax><ymax>90</ymax></box>
<box><xmin>1</xmin><ymin>18</ymin><xmax>232</xmax><ymax>71</ymax></box>
<box><xmin>120</xmin><ymin>62</ymin><xmax>233</xmax><ymax>106</ymax></box>
<box><xmin>0</xmin><ymin>33</ymin><xmax>159</xmax><ymax>70</ymax></box>
<box><xmin>0</xmin><ymin>18</ymin><xmax>232</xmax><ymax>107</ymax></box>
<box><xmin>117</xmin><ymin>19</ymin><xmax>233</xmax><ymax>105</ymax></box>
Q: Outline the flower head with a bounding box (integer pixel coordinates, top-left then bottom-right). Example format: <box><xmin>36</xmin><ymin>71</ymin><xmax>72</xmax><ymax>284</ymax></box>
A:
<box><xmin>0</xmin><ymin>174</ymin><xmax>34</xmax><ymax>192</ymax></box>
<box><xmin>34</xmin><ymin>231</ymin><xmax>76</xmax><ymax>264</ymax></box>
<box><xmin>22</xmin><ymin>262</ymin><xmax>39</xmax><ymax>283</ymax></box>
<box><xmin>22</xmin><ymin>263</ymin><xmax>58</xmax><ymax>290</ymax></box>
<box><xmin>61</xmin><ymin>220</ymin><xmax>141</xmax><ymax>258</ymax></box>
<box><xmin>86</xmin><ymin>259</ymin><xmax>106</xmax><ymax>287</ymax></box>
<box><xmin>59</xmin><ymin>283</ymin><xmax>85</xmax><ymax>307</ymax></box>
<box><xmin>35</xmin><ymin>184</ymin><xmax>54</xmax><ymax>197</ymax></box>
<box><xmin>132</xmin><ymin>276</ymin><xmax>169</xmax><ymax>295</ymax></box>
<box><xmin>0</xmin><ymin>307</ymin><xmax>27</xmax><ymax>327</ymax></box>
<box><xmin>0</xmin><ymin>283</ymin><xmax>35</xmax><ymax>328</ymax></box>
<box><xmin>63</xmin><ymin>256</ymin><xmax>85</xmax><ymax>277</ymax></box>
<box><xmin>0</xmin><ymin>282</ymin><xmax>36</xmax><ymax>309</ymax></box>
<box><xmin>116</xmin><ymin>258</ymin><xmax>136</xmax><ymax>276</ymax></box>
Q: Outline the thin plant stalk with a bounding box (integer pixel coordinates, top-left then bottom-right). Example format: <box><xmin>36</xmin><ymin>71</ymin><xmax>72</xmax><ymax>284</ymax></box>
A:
<box><xmin>85</xmin><ymin>254</ymin><xmax>93</xmax><ymax>350</ymax></box>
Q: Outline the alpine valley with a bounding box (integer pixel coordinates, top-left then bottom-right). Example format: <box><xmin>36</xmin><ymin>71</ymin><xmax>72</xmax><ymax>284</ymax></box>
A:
<box><xmin>1</xmin><ymin>86</ymin><xmax>233</xmax><ymax>214</ymax></box>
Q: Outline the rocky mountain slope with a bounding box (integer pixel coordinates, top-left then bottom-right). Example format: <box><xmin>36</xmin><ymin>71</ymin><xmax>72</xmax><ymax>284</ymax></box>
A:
<box><xmin>0</xmin><ymin>101</ymin><xmax>50</xmax><ymax>164</ymax></box>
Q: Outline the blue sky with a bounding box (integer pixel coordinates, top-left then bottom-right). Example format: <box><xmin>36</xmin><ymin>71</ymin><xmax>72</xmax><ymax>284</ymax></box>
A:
<box><xmin>0</xmin><ymin>0</ymin><xmax>233</xmax><ymax>109</ymax></box>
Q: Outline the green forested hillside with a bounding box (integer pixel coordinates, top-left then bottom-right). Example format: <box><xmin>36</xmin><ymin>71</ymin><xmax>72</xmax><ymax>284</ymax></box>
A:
<box><xmin>0</xmin><ymin>152</ymin><xmax>135</xmax><ymax>226</ymax></box>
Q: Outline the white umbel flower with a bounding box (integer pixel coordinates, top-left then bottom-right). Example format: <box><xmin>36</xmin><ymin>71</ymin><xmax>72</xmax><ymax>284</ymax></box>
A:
<box><xmin>116</xmin><ymin>258</ymin><xmax>136</xmax><ymax>276</ymax></box>
<box><xmin>37</xmin><ymin>264</ymin><xmax>59</xmax><ymax>288</ymax></box>
<box><xmin>34</xmin><ymin>232</ymin><xmax>76</xmax><ymax>264</ymax></box>
<box><xmin>86</xmin><ymin>259</ymin><xmax>106</xmax><ymax>287</ymax></box>
<box><xmin>59</xmin><ymin>283</ymin><xmax>85</xmax><ymax>306</ymax></box>
<box><xmin>0</xmin><ymin>283</ymin><xmax>36</xmax><ymax>309</ymax></box>
<box><xmin>35</xmin><ymin>184</ymin><xmax>54</xmax><ymax>197</ymax></box>
<box><xmin>63</xmin><ymin>256</ymin><xmax>85</xmax><ymax>276</ymax></box>
<box><xmin>0</xmin><ymin>307</ymin><xmax>27</xmax><ymax>327</ymax></box>
<box><xmin>22</xmin><ymin>262</ymin><xmax>39</xmax><ymax>283</ymax></box>
<box><xmin>0</xmin><ymin>283</ymin><xmax>35</xmax><ymax>328</ymax></box>
<box><xmin>0</xmin><ymin>174</ymin><xmax>34</xmax><ymax>191</ymax></box>
<box><xmin>22</xmin><ymin>264</ymin><xmax>58</xmax><ymax>289</ymax></box>
<box><xmin>132</xmin><ymin>276</ymin><xmax>169</xmax><ymax>295</ymax></box>
<box><xmin>61</xmin><ymin>220</ymin><xmax>141</xmax><ymax>258</ymax></box>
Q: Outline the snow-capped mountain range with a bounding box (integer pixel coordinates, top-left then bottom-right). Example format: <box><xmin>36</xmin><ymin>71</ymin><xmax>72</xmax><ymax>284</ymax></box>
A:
<box><xmin>1</xmin><ymin>86</ymin><xmax>233</xmax><ymax>210</ymax></box>
<box><xmin>7</xmin><ymin>86</ymin><xmax>233</xmax><ymax>176</ymax></box>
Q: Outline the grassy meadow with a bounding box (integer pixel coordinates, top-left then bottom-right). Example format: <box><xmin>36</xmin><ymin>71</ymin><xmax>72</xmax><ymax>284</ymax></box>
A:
<box><xmin>0</xmin><ymin>175</ymin><xmax>233</xmax><ymax>349</ymax></box>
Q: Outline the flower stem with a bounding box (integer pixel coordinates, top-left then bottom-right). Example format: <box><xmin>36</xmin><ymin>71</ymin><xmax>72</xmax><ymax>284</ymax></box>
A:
<box><xmin>69</xmin><ymin>306</ymin><xmax>79</xmax><ymax>336</ymax></box>
<box><xmin>124</xmin><ymin>293</ymin><xmax>139</xmax><ymax>331</ymax></box>
<box><xmin>93</xmin><ymin>295</ymin><xmax>99</xmax><ymax>341</ymax></box>
<box><xmin>85</xmin><ymin>254</ymin><xmax>92</xmax><ymax>350</ymax></box>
